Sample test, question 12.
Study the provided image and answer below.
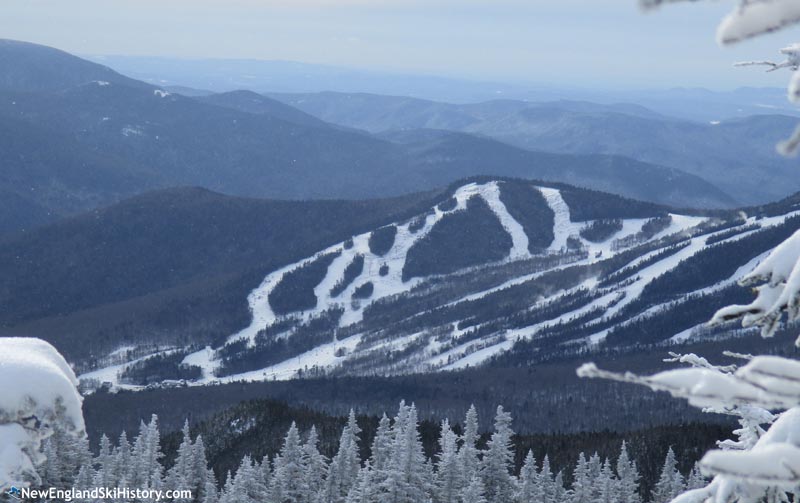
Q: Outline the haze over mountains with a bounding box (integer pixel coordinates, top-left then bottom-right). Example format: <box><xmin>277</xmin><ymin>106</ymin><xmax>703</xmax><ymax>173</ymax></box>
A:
<box><xmin>88</xmin><ymin>54</ymin><xmax>800</xmax><ymax>122</ymax></box>
<box><xmin>0</xmin><ymin>38</ymin><xmax>759</xmax><ymax>236</ymax></box>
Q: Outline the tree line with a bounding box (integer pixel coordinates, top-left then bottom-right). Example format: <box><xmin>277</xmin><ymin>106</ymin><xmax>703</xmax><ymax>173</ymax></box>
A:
<box><xmin>41</xmin><ymin>402</ymin><xmax>705</xmax><ymax>503</ymax></box>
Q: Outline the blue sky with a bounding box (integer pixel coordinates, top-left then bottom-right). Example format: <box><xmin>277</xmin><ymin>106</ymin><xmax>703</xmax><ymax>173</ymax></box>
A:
<box><xmin>3</xmin><ymin>0</ymin><xmax>800</xmax><ymax>89</ymax></box>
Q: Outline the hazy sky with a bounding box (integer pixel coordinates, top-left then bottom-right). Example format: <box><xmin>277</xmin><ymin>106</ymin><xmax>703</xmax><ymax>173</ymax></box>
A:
<box><xmin>3</xmin><ymin>0</ymin><xmax>800</xmax><ymax>89</ymax></box>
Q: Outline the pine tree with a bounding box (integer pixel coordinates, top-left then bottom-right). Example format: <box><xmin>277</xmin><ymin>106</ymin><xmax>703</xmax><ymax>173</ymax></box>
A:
<box><xmin>259</xmin><ymin>455</ymin><xmax>272</xmax><ymax>491</ymax></box>
<box><xmin>586</xmin><ymin>452</ymin><xmax>602</xmax><ymax>502</ymax></box>
<box><xmin>570</xmin><ymin>453</ymin><xmax>592</xmax><ymax>503</ymax></box>
<box><xmin>202</xmin><ymin>469</ymin><xmax>219</xmax><ymax>503</ymax></box>
<box><xmin>516</xmin><ymin>450</ymin><xmax>541</xmax><ymax>503</ymax></box>
<box><xmin>461</xmin><ymin>475</ymin><xmax>488</xmax><ymax>503</ymax></box>
<box><xmin>234</xmin><ymin>455</ymin><xmax>269</xmax><ymax>503</ymax></box>
<box><xmin>326</xmin><ymin>410</ymin><xmax>362</xmax><ymax>503</ymax></box>
<box><xmin>380</xmin><ymin>402</ymin><xmax>431</xmax><ymax>503</ymax></box>
<box><xmin>540</xmin><ymin>456</ymin><xmax>557</xmax><ymax>503</ymax></box>
<box><xmin>596</xmin><ymin>458</ymin><xmax>617</xmax><ymax>503</ymax></box>
<box><xmin>131</xmin><ymin>416</ymin><xmax>164</xmax><ymax>491</ymax></box>
<box><xmin>38</xmin><ymin>437</ymin><xmax>62</xmax><ymax>488</ymax></box>
<box><xmin>457</xmin><ymin>405</ymin><xmax>480</xmax><ymax>486</ymax></box>
<box><xmin>74</xmin><ymin>463</ymin><xmax>94</xmax><ymax>491</ymax></box>
<box><xmin>685</xmin><ymin>461</ymin><xmax>706</xmax><ymax>491</ymax></box>
<box><xmin>301</xmin><ymin>426</ymin><xmax>328</xmax><ymax>502</ymax></box>
<box><xmin>615</xmin><ymin>442</ymin><xmax>641</xmax><ymax>503</ymax></box>
<box><xmin>346</xmin><ymin>461</ymin><xmax>378</xmax><ymax>503</ymax></box>
<box><xmin>435</xmin><ymin>419</ymin><xmax>462</xmax><ymax>503</ymax></box>
<box><xmin>192</xmin><ymin>435</ymin><xmax>211</xmax><ymax>502</ymax></box>
<box><xmin>480</xmin><ymin>406</ymin><xmax>516</xmax><ymax>503</ymax></box>
<box><xmin>270</xmin><ymin>422</ymin><xmax>306</xmax><ymax>503</ymax></box>
<box><xmin>370</xmin><ymin>414</ymin><xmax>392</xmax><ymax>479</ymax></box>
<box><xmin>167</xmin><ymin>420</ymin><xmax>195</xmax><ymax>500</ymax></box>
<box><xmin>651</xmin><ymin>448</ymin><xmax>685</xmax><ymax>503</ymax></box>
<box><xmin>552</xmin><ymin>471</ymin><xmax>568</xmax><ymax>503</ymax></box>
<box><xmin>113</xmin><ymin>431</ymin><xmax>132</xmax><ymax>487</ymax></box>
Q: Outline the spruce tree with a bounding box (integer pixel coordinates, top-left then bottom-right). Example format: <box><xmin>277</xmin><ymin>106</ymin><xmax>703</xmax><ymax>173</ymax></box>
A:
<box><xmin>380</xmin><ymin>402</ymin><xmax>431</xmax><ymax>503</ymax></box>
<box><xmin>270</xmin><ymin>422</ymin><xmax>305</xmax><ymax>503</ymax></box>
<box><xmin>457</xmin><ymin>405</ymin><xmax>480</xmax><ymax>486</ymax></box>
<box><xmin>570</xmin><ymin>453</ymin><xmax>592</xmax><ymax>503</ymax></box>
<box><xmin>435</xmin><ymin>419</ymin><xmax>462</xmax><ymax>503</ymax></box>
<box><xmin>615</xmin><ymin>441</ymin><xmax>641</xmax><ymax>503</ymax></box>
<box><xmin>345</xmin><ymin>461</ymin><xmax>378</xmax><ymax>503</ymax></box>
<box><xmin>326</xmin><ymin>410</ymin><xmax>362</xmax><ymax>503</ymax></box>
<box><xmin>301</xmin><ymin>426</ymin><xmax>328</xmax><ymax>502</ymax></box>
<box><xmin>461</xmin><ymin>475</ymin><xmax>488</xmax><ymax>503</ymax></box>
<box><xmin>652</xmin><ymin>447</ymin><xmax>685</xmax><ymax>503</ymax></box>
<box><xmin>516</xmin><ymin>450</ymin><xmax>541</xmax><ymax>503</ymax></box>
<box><xmin>480</xmin><ymin>406</ymin><xmax>516</xmax><ymax>503</ymax></box>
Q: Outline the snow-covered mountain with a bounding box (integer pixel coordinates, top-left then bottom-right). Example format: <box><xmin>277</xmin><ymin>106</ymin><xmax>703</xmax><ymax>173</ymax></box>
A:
<box><xmin>79</xmin><ymin>179</ymin><xmax>800</xmax><ymax>389</ymax></box>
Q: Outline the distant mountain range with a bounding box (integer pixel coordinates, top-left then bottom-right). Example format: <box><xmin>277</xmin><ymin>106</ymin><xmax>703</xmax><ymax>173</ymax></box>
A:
<box><xmin>268</xmin><ymin>91</ymin><xmax>800</xmax><ymax>206</ymax></box>
<box><xmin>0</xmin><ymin>39</ymin><xmax>740</xmax><ymax>236</ymax></box>
<box><xmin>86</xmin><ymin>54</ymin><xmax>800</xmax><ymax>122</ymax></box>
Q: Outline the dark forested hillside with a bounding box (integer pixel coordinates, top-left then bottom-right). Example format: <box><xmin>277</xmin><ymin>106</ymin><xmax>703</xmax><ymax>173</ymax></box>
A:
<box><xmin>0</xmin><ymin>187</ymin><xmax>440</xmax><ymax>361</ymax></box>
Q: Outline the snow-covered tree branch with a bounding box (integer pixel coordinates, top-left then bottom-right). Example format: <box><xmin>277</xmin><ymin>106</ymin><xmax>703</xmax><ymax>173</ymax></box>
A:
<box><xmin>0</xmin><ymin>338</ymin><xmax>84</xmax><ymax>490</ymax></box>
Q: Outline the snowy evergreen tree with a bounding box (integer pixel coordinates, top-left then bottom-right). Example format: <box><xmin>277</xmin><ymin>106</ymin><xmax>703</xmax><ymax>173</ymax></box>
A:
<box><xmin>480</xmin><ymin>406</ymin><xmax>516</xmax><ymax>503</ymax></box>
<box><xmin>461</xmin><ymin>475</ymin><xmax>488</xmax><ymax>503</ymax></box>
<box><xmin>326</xmin><ymin>409</ymin><xmax>362</xmax><ymax>503</ymax></box>
<box><xmin>651</xmin><ymin>448</ymin><xmax>684</xmax><ymax>503</ymax></box>
<box><xmin>596</xmin><ymin>458</ymin><xmax>618</xmax><ymax>503</ymax></box>
<box><xmin>270</xmin><ymin>422</ymin><xmax>306</xmax><ymax>503</ymax></box>
<box><xmin>457</xmin><ymin>405</ymin><xmax>481</xmax><ymax>486</ymax></box>
<box><xmin>380</xmin><ymin>402</ymin><xmax>431</xmax><ymax>503</ymax></box>
<box><xmin>202</xmin><ymin>469</ymin><xmax>219</xmax><ymax>503</ymax></box>
<box><xmin>685</xmin><ymin>462</ymin><xmax>706</xmax><ymax>491</ymax></box>
<box><xmin>370</xmin><ymin>414</ymin><xmax>392</xmax><ymax>474</ymax></box>
<box><xmin>130</xmin><ymin>416</ymin><xmax>164</xmax><ymax>491</ymax></box>
<box><xmin>615</xmin><ymin>441</ymin><xmax>641</xmax><ymax>503</ymax></box>
<box><xmin>167</xmin><ymin>421</ymin><xmax>196</xmax><ymax>501</ymax></box>
<box><xmin>570</xmin><ymin>453</ymin><xmax>592</xmax><ymax>503</ymax></box>
<box><xmin>345</xmin><ymin>461</ymin><xmax>379</xmax><ymax>503</ymax></box>
<box><xmin>516</xmin><ymin>450</ymin><xmax>542</xmax><ymax>503</ymax></box>
<box><xmin>74</xmin><ymin>463</ymin><xmax>94</xmax><ymax>492</ymax></box>
<box><xmin>539</xmin><ymin>455</ymin><xmax>558</xmax><ymax>503</ymax></box>
<box><xmin>93</xmin><ymin>434</ymin><xmax>115</xmax><ymax>489</ymax></box>
<box><xmin>586</xmin><ymin>452</ymin><xmax>603</xmax><ymax>501</ymax></box>
<box><xmin>234</xmin><ymin>455</ymin><xmax>269</xmax><ymax>503</ymax></box>
<box><xmin>553</xmin><ymin>471</ymin><xmax>568</xmax><ymax>503</ymax></box>
<box><xmin>301</xmin><ymin>426</ymin><xmax>328</xmax><ymax>502</ymax></box>
<box><xmin>435</xmin><ymin>419</ymin><xmax>462</xmax><ymax>503</ymax></box>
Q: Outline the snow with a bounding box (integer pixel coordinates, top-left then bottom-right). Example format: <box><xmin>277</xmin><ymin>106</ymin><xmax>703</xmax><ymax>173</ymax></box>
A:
<box><xmin>481</xmin><ymin>181</ymin><xmax>530</xmax><ymax>260</ymax></box>
<box><xmin>153</xmin><ymin>89</ymin><xmax>171</xmax><ymax>98</ymax></box>
<box><xmin>539</xmin><ymin>187</ymin><xmax>576</xmax><ymax>252</ymax></box>
<box><xmin>0</xmin><ymin>338</ymin><xmax>83</xmax><ymax>431</ymax></box>
<box><xmin>717</xmin><ymin>0</ymin><xmax>800</xmax><ymax>44</ymax></box>
<box><xmin>212</xmin><ymin>335</ymin><xmax>362</xmax><ymax>383</ymax></box>
<box><xmin>0</xmin><ymin>338</ymin><xmax>84</xmax><ymax>488</ymax></box>
<box><xmin>87</xmin><ymin>180</ymin><xmax>800</xmax><ymax>383</ymax></box>
<box><xmin>79</xmin><ymin>348</ymin><xmax>181</xmax><ymax>390</ymax></box>
<box><xmin>0</xmin><ymin>423</ymin><xmax>36</xmax><ymax>490</ymax></box>
<box><xmin>441</xmin><ymin>339</ymin><xmax>513</xmax><ymax>371</ymax></box>
<box><xmin>712</xmin><ymin>228</ymin><xmax>800</xmax><ymax>338</ymax></box>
